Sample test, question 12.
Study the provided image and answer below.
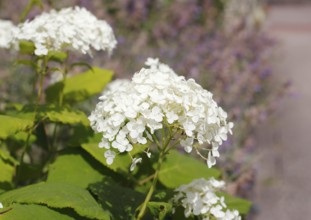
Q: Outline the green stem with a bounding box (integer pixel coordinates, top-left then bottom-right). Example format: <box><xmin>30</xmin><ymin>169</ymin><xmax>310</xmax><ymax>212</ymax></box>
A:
<box><xmin>58</xmin><ymin>51</ymin><xmax>69</xmax><ymax>107</ymax></box>
<box><xmin>136</xmin><ymin>150</ymin><xmax>165</xmax><ymax>220</ymax></box>
<box><xmin>51</xmin><ymin>52</ymin><xmax>69</xmax><ymax>150</ymax></box>
<box><xmin>17</xmin><ymin>57</ymin><xmax>47</xmax><ymax>183</ymax></box>
<box><xmin>19</xmin><ymin>0</ymin><xmax>43</xmax><ymax>22</ymax></box>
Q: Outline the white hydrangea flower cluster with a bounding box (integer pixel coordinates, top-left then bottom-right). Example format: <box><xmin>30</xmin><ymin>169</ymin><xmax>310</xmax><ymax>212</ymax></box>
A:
<box><xmin>0</xmin><ymin>20</ymin><xmax>18</xmax><ymax>49</ymax></box>
<box><xmin>89</xmin><ymin>58</ymin><xmax>233</xmax><ymax>168</ymax></box>
<box><xmin>172</xmin><ymin>178</ymin><xmax>241</xmax><ymax>220</ymax></box>
<box><xmin>14</xmin><ymin>6</ymin><xmax>117</xmax><ymax>56</ymax></box>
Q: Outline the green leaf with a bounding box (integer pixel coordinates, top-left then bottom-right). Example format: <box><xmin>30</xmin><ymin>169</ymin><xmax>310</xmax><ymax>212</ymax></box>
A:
<box><xmin>15</xmin><ymin>164</ymin><xmax>43</xmax><ymax>184</ymax></box>
<box><xmin>158</xmin><ymin>150</ymin><xmax>221</xmax><ymax>188</ymax></box>
<box><xmin>67</xmin><ymin>125</ymin><xmax>100</xmax><ymax>147</ymax></box>
<box><xmin>0</xmin><ymin>204</ymin><xmax>74</xmax><ymax>220</ymax></box>
<box><xmin>146</xmin><ymin>202</ymin><xmax>172</xmax><ymax>220</ymax></box>
<box><xmin>0</xmin><ymin>182</ymin><xmax>110</xmax><ymax>220</ymax></box>
<box><xmin>6</xmin><ymin>131</ymin><xmax>36</xmax><ymax>147</ymax></box>
<box><xmin>45</xmin><ymin>67</ymin><xmax>113</xmax><ymax>104</ymax></box>
<box><xmin>81</xmin><ymin>143</ymin><xmax>130</xmax><ymax>172</ymax></box>
<box><xmin>0</xmin><ymin>149</ymin><xmax>18</xmax><ymax>166</ymax></box>
<box><xmin>21</xmin><ymin>105</ymin><xmax>89</xmax><ymax>126</ymax></box>
<box><xmin>47</xmin><ymin>150</ymin><xmax>104</xmax><ymax>188</ymax></box>
<box><xmin>70</xmin><ymin>62</ymin><xmax>94</xmax><ymax>72</ymax></box>
<box><xmin>0</xmin><ymin>158</ymin><xmax>14</xmax><ymax>185</ymax></box>
<box><xmin>19</xmin><ymin>41</ymin><xmax>35</xmax><ymax>55</ymax></box>
<box><xmin>89</xmin><ymin>179</ymin><xmax>144</xmax><ymax>219</ymax></box>
<box><xmin>217</xmin><ymin>192</ymin><xmax>252</xmax><ymax>215</ymax></box>
<box><xmin>48</xmin><ymin>51</ymin><xmax>67</xmax><ymax>63</ymax></box>
<box><xmin>15</xmin><ymin>59</ymin><xmax>37</xmax><ymax>69</ymax></box>
<box><xmin>0</xmin><ymin>115</ymin><xmax>33</xmax><ymax>139</ymax></box>
<box><xmin>81</xmin><ymin>142</ymin><xmax>149</xmax><ymax>173</ymax></box>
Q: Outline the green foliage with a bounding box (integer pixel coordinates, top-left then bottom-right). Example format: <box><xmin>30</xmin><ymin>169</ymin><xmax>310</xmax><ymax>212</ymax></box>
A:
<box><xmin>82</xmin><ymin>142</ymin><xmax>149</xmax><ymax>173</ymax></box>
<box><xmin>48</xmin><ymin>51</ymin><xmax>68</xmax><ymax>63</ymax></box>
<box><xmin>0</xmin><ymin>149</ymin><xmax>17</xmax><ymax>190</ymax></box>
<box><xmin>0</xmin><ymin>204</ymin><xmax>74</xmax><ymax>220</ymax></box>
<box><xmin>158</xmin><ymin>150</ymin><xmax>221</xmax><ymax>188</ymax></box>
<box><xmin>0</xmin><ymin>115</ymin><xmax>33</xmax><ymax>139</ymax></box>
<box><xmin>146</xmin><ymin>202</ymin><xmax>173</xmax><ymax>220</ymax></box>
<box><xmin>29</xmin><ymin>105</ymin><xmax>89</xmax><ymax>125</ymax></box>
<box><xmin>89</xmin><ymin>178</ymin><xmax>144</xmax><ymax>219</ymax></box>
<box><xmin>0</xmin><ymin>3</ymin><xmax>254</xmax><ymax>219</ymax></box>
<box><xmin>217</xmin><ymin>192</ymin><xmax>252</xmax><ymax>215</ymax></box>
<box><xmin>0</xmin><ymin>158</ymin><xmax>14</xmax><ymax>186</ymax></box>
<box><xmin>19</xmin><ymin>41</ymin><xmax>35</xmax><ymax>55</ymax></box>
<box><xmin>0</xmin><ymin>182</ymin><xmax>110</xmax><ymax>220</ymax></box>
<box><xmin>47</xmin><ymin>149</ymin><xmax>104</xmax><ymax>188</ymax></box>
<box><xmin>45</xmin><ymin>67</ymin><xmax>113</xmax><ymax>104</ymax></box>
<box><xmin>82</xmin><ymin>143</ymin><xmax>131</xmax><ymax>172</ymax></box>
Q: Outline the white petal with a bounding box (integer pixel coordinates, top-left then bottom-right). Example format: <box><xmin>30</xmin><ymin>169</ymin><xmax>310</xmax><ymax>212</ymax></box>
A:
<box><xmin>130</xmin><ymin>157</ymin><xmax>142</xmax><ymax>171</ymax></box>
<box><xmin>207</xmin><ymin>152</ymin><xmax>216</xmax><ymax>168</ymax></box>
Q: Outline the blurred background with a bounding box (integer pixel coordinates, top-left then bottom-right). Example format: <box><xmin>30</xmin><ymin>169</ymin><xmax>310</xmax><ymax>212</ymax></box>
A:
<box><xmin>0</xmin><ymin>0</ymin><xmax>310</xmax><ymax>219</ymax></box>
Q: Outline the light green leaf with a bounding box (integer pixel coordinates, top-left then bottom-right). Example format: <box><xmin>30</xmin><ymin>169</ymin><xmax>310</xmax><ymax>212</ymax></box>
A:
<box><xmin>0</xmin><ymin>204</ymin><xmax>74</xmax><ymax>220</ymax></box>
<box><xmin>0</xmin><ymin>158</ymin><xmax>14</xmax><ymax>184</ymax></box>
<box><xmin>43</xmin><ymin>107</ymin><xmax>89</xmax><ymax>126</ymax></box>
<box><xmin>81</xmin><ymin>143</ymin><xmax>130</xmax><ymax>172</ymax></box>
<box><xmin>158</xmin><ymin>150</ymin><xmax>221</xmax><ymax>188</ymax></box>
<box><xmin>19</xmin><ymin>41</ymin><xmax>35</xmax><ymax>55</ymax></box>
<box><xmin>147</xmin><ymin>202</ymin><xmax>173</xmax><ymax>220</ymax></box>
<box><xmin>21</xmin><ymin>105</ymin><xmax>89</xmax><ymax>126</ymax></box>
<box><xmin>45</xmin><ymin>67</ymin><xmax>113</xmax><ymax>104</ymax></box>
<box><xmin>0</xmin><ymin>149</ymin><xmax>18</xmax><ymax>166</ymax></box>
<box><xmin>6</xmin><ymin>131</ymin><xmax>36</xmax><ymax>146</ymax></box>
<box><xmin>217</xmin><ymin>192</ymin><xmax>252</xmax><ymax>215</ymax></box>
<box><xmin>0</xmin><ymin>115</ymin><xmax>33</xmax><ymax>139</ymax></box>
<box><xmin>47</xmin><ymin>151</ymin><xmax>104</xmax><ymax>188</ymax></box>
<box><xmin>0</xmin><ymin>182</ymin><xmax>110</xmax><ymax>220</ymax></box>
<box><xmin>81</xmin><ymin>143</ymin><xmax>149</xmax><ymax>173</ymax></box>
<box><xmin>89</xmin><ymin>179</ymin><xmax>144</xmax><ymax>219</ymax></box>
<box><xmin>48</xmin><ymin>51</ymin><xmax>67</xmax><ymax>63</ymax></box>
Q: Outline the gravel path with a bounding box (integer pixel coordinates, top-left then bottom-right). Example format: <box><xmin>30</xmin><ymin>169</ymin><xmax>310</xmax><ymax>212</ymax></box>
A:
<box><xmin>254</xmin><ymin>4</ymin><xmax>311</xmax><ymax>219</ymax></box>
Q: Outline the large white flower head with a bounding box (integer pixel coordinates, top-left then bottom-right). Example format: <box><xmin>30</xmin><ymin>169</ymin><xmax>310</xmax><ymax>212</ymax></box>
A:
<box><xmin>172</xmin><ymin>178</ymin><xmax>241</xmax><ymax>220</ymax></box>
<box><xmin>15</xmin><ymin>6</ymin><xmax>117</xmax><ymax>56</ymax></box>
<box><xmin>89</xmin><ymin>58</ymin><xmax>233</xmax><ymax>168</ymax></box>
<box><xmin>0</xmin><ymin>20</ymin><xmax>18</xmax><ymax>49</ymax></box>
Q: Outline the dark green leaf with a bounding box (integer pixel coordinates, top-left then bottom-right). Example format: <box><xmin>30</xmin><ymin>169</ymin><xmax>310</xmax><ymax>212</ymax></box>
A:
<box><xmin>146</xmin><ymin>202</ymin><xmax>172</xmax><ymax>220</ymax></box>
<box><xmin>89</xmin><ymin>179</ymin><xmax>144</xmax><ymax>219</ymax></box>
<box><xmin>0</xmin><ymin>182</ymin><xmax>110</xmax><ymax>220</ymax></box>
<box><xmin>45</xmin><ymin>67</ymin><xmax>113</xmax><ymax>104</ymax></box>
<box><xmin>158</xmin><ymin>150</ymin><xmax>221</xmax><ymax>188</ymax></box>
<box><xmin>67</xmin><ymin>125</ymin><xmax>100</xmax><ymax>147</ymax></box>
